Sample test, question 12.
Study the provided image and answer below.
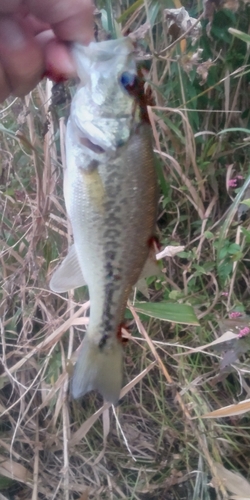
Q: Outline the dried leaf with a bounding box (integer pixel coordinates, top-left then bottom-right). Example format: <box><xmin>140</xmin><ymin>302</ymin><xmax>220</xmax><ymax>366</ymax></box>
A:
<box><xmin>220</xmin><ymin>348</ymin><xmax>240</xmax><ymax>369</ymax></box>
<box><xmin>127</xmin><ymin>23</ymin><xmax>152</xmax><ymax>62</ymax></box>
<box><xmin>164</xmin><ymin>7</ymin><xmax>201</xmax><ymax>44</ymax></box>
<box><xmin>203</xmin><ymin>0</ymin><xmax>239</xmax><ymax>36</ymax></box>
<box><xmin>180</xmin><ymin>49</ymin><xmax>203</xmax><ymax>73</ymax></box>
<box><xmin>201</xmin><ymin>398</ymin><xmax>250</xmax><ymax>418</ymax></box>
<box><xmin>78</xmin><ymin>492</ymin><xmax>89</xmax><ymax>500</ymax></box>
<box><xmin>94</xmin><ymin>8</ymin><xmax>111</xmax><ymax>42</ymax></box>
<box><xmin>203</xmin><ymin>0</ymin><xmax>239</xmax><ymax>21</ymax></box>
<box><xmin>196</xmin><ymin>58</ymin><xmax>214</xmax><ymax>85</ymax></box>
<box><xmin>211</xmin><ymin>463</ymin><xmax>250</xmax><ymax>497</ymax></box>
<box><xmin>0</xmin><ymin>456</ymin><xmax>32</xmax><ymax>484</ymax></box>
<box><xmin>176</xmin><ymin>330</ymin><xmax>238</xmax><ymax>356</ymax></box>
<box><xmin>128</xmin><ymin>22</ymin><xmax>150</xmax><ymax>42</ymax></box>
<box><xmin>180</xmin><ymin>49</ymin><xmax>213</xmax><ymax>85</ymax></box>
<box><xmin>230</xmin><ymin>497</ymin><xmax>250</xmax><ymax>500</ymax></box>
<box><xmin>156</xmin><ymin>245</ymin><xmax>185</xmax><ymax>260</ymax></box>
<box><xmin>220</xmin><ymin>337</ymin><xmax>250</xmax><ymax>370</ymax></box>
<box><xmin>223</xmin><ymin>0</ymin><xmax>239</xmax><ymax>11</ymax></box>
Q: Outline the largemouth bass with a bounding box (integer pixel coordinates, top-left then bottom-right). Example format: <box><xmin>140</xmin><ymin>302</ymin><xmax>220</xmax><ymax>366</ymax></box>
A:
<box><xmin>50</xmin><ymin>37</ymin><xmax>158</xmax><ymax>404</ymax></box>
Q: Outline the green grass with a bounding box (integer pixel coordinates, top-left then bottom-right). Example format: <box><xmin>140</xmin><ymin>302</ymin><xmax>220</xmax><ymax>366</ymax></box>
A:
<box><xmin>1</xmin><ymin>1</ymin><xmax>250</xmax><ymax>499</ymax></box>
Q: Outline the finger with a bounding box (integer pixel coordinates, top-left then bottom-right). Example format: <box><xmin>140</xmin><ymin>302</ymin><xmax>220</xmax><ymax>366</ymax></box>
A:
<box><xmin>27</xmin><ymin>0</ymin><xmax>94</xmax><ymax>43</ymax></box>
<box><xmin>23</xmin><ymin>14</ymin><xmax>51</xmax><ymax>36</ymax></box>
<box><xmin>36</xmin><ymin>30</ymin><xmax>77</xmax><ymax>79</ymax></box>
<box><xmin>0</xmin><ymin>0</ymin><xmax>22</xmax><ymax>14</ymax></box>
<box><xmin>50</xmin><ymin>9</ymin><xmax>94</xmax><ymax>44</ymax></box>
<box><xmin>45</xmin><ymin>39</ymin><xmax>77</xmax><ymax>79</ymax></box>
<box><xmin>0</xmin><ymin>16</ymin><xmax>44</xmax><ymax>97</ymax></box>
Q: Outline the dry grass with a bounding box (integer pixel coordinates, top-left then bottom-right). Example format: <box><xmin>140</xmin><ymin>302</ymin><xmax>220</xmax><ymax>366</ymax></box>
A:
<box><xmin>1</xmin><ymin>1</ymin><xmax>250</xmax><ymax>499</ymax></box>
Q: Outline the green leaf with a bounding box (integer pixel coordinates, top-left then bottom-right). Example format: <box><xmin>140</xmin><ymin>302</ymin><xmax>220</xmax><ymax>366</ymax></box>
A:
<box><xmin>168</xmin><ymin>291</ymin><xmax>184</xmax><ymax>300</ymax></box>
<box><xmin>204</xmin><ymin>231</ymin><xmax>214</xmax><ymax>239</ymax></box>
<box><xmin>161</xmin><ymin>116</ymin><xmax>186</xmax><ymax>144</ymax></box>
<box><xmin>0</xmin><ymin>123</ymin><xmax>18</xmax><ymax>139</ymax></box>
<box><xmin>134</xmin><ymin>301</ymin><xmax>199</xmax><ymax>325</ymax></box>
<box><xmin>177</xmin><ymin>251</ymin><xmax>192</xmax><ymax>259</ymax></box>
<box><xmin>147</xmin><ymin>1</ymin><xmax>160</xmax><ymax>27</ymax></box>
<box><xmin>100</xmin><ymin>9</ymin><xmax>109</xmax><ymax>33</ymax></box>
<box><xmin>241</xmin><ymin>227</ymin><xmax>250</xmax><ymax>243</ymax></box>
<box><xmin>228</xmin><ymin>28</ymin><xmax>250</xmax><ymax>45</ymax></box>
<box><xmin>116</xmin><ymin>0</ymin><xmax>143</xmax><ymax>24</ymax></box>
<box><xmin>217</xmin><ymin>127</ymin><xmax>250</xmax><ymax>135</ymax></box>
<box><xmin>0</xmin><ymin>475</ymin><xmax>16</xmax><ymax>489</ymax></box>
<box><xmin>105</xmin><ymin>0</ymin><xmax>116</xmax><ymax>38</ymax></box>
<box><xmin>241</xmin><ymin>198</ymin><xmax>250</xmax><ymax>207</ymax></box>
<box><xmin>228</xmin><ymin>243</ymin><xmax>241</xmax><ymax>255</ymax></box>
<box><xmin>155</xmin><ymin>156</ymin><xmax>170</xmax><ymax>199</ymax></box>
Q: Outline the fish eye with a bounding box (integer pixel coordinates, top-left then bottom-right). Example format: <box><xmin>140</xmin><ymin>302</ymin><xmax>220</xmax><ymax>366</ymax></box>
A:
<box><xmin>119</xmin><ymin>71</ymin><xmax>137</xmax><ymax>92</ymax></box>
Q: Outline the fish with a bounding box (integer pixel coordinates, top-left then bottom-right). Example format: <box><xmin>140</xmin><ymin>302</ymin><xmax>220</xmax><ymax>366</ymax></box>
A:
<box><xmin>50</xmin><ymin>37</ymin><xmax>158</xmax><ymax>404</ymax></box>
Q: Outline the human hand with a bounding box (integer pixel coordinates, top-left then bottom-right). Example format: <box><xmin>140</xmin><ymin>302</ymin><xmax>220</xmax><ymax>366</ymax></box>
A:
<box><xmin>0</xmin><ymin>0</ymin><xmax>94</xmax><ymax>102</ymax></box>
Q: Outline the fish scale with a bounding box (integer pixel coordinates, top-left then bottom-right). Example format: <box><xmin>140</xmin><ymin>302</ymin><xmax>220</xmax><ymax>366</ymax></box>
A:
<box><xmin>50</xmin><ymin>37</ymin><xmax>158</xmax><ymax>404</ymax></box>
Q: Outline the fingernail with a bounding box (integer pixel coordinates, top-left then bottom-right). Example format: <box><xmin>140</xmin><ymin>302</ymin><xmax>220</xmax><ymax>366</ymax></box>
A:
<box><xmin>0</xmin><ymin>17</ymin><xmax>26</xmax><ymax>49</ymax></box>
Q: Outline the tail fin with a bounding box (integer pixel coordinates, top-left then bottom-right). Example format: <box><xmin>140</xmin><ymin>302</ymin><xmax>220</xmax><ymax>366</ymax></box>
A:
<box><xmin>71</xmin><ymin>334</ymin><xmax>123</xmax><ymax>405</ymax></box>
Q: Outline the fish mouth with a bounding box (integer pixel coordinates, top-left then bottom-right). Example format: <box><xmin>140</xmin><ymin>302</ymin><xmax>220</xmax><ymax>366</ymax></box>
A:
<box><xmin>80</xmin><ymin>137</ymin><xmax>105</xmax><ymax>154</ymax></box>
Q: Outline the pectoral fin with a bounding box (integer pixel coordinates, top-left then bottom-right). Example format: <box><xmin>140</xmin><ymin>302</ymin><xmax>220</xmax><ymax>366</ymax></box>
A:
<box><xmin>50</xmin><ymin>244</ymin><xmax>86</xmax><ymax>293</ymax></box>
<box><xmin>136</xmin><ymin>257</ymin><xmax>163</xmax><ymax>298</ymax></box>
